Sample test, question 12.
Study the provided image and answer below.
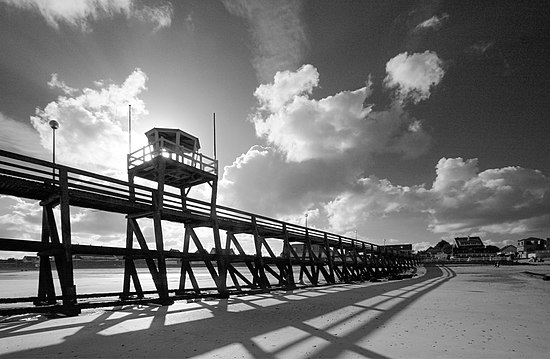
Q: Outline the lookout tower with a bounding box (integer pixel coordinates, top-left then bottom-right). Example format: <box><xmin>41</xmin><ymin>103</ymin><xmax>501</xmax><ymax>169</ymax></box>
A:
<box><xmin>128</xmin><ymin>128</ymin><xmax>218</xmax><ymax>199</ymax></box>
<box><xmin>124</xmin><ymin>127</ymin><xmax>224</xmax><ymax>302</ymax></box>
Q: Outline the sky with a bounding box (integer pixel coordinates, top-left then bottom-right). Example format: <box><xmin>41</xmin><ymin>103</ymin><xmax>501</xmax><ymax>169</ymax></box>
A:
<box><xmin>1</xmin><ymin>0</ymin><xmax>550</xmax><ymax>258</ymax></box>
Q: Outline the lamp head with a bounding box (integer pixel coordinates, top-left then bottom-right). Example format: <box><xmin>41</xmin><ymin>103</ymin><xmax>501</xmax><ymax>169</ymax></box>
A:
<box><xmin>49</xmin><ymin>119</ymin><xmax>59</xmax><ymax>130</ymax></box>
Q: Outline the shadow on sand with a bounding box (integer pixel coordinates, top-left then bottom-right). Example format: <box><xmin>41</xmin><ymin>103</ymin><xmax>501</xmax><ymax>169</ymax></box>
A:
<box><xmin>0</xmin><ymin>265</ymin><xmax>455</xmax><ymax>358</ymax></box>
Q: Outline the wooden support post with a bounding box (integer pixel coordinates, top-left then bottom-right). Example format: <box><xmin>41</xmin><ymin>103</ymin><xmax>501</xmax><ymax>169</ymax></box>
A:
<box><xmin>188</xmin><ymin>227</ymin><xmax>220</xmax><ymax>286</ymax></box>
<box><xmin>305</xmin><ymin>229</ymin><xmax>318</xmax><ymax>285</ymax></box>
<box><xmin>36</xmin><ymin>206</ymin><xmax>56</xmax><ymax>305</ymax></box>
<box><xmin>156</xmin><ymin>158</ymin><xmax>166</xmax><ymax>210</ymax></box>
<box><xmin>228</xmin><ymin>232</ymin><xmax>258</xmax><ymax>289</ymax></box>
<box><xmin>289</xmin><ymin>243</ymin><xmax>313</xmax><ymax>284</ymax></box>
<box><xmin>324</xmin><ymin>234</ymin><xmax>335</xmax><ymax>283</ymax></box>
<box><xmin>122</xmin><ymin>220</ymin><xmax>143</xmax><ymax>299</ymax></box>
<box><xmin>122</xmin><ymin>220</ymin><xmax>132</xmax><ymax>298</ymax></box>
<box><xmin>210</xmin><ymin>180</ymin><xmax>227</xmax><ymax>297</ymax></box>
<box><xmin>180</xmin><ymin>188</ymin><xmax>187</xmax><ymax>210</ymax></box>
<box><xmin>152</xmin><ymin>192</ymin><xmax>171</xmax><ymax>304</ymax></box>
<box><xmin>252</xmin><ymin>216</ymin><xmax>269</xmax><ymax>289</ymax></box>
<box><xmin>338</xmin><ymin>237</ymin><xmax>349</xmax><ymax>282</ymax></box>
<box><xmin>178</xmin><ymin>225</ymin><xmax>200</xmax><ymax>294</ymax></box>
<box><xmin>282</xmin><ymin>224</ymin><xmax>295</xmax><ymax>287</ymax></box>
<box><xmin>298</xmin><ymin>242</ymin><xmax>306</xmax><ymax>284</ymax></box>
<box><xmin>59</xmin><ymin>169</ymin><xmax>78</xmax><ymax>313</ymax></box>
<box><xmin>128</xmin><ymin>170</ymin><xmax>135</xmax><ymax>202</ymax></box>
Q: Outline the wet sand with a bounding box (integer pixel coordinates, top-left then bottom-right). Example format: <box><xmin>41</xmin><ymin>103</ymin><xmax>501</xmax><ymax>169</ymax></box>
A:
<box><xmin>1</xmin><ymin>264</ymin><xmax>549</xmax><ymax>358</ymax></box>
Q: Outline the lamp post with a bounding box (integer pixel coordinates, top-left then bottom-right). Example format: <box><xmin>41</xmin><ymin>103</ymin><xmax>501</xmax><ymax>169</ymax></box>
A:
<box><xmin>383</xmin><ymin>238</ymin><xmax>386</xmax><ymax>254</ymax></box>
<box><xmin>49</xmin><ymin>119</ymin><xmax>59</xmax><ymax>182</ymax></box>
<box><xmin>304</xmin><ymin>213</ymin><xmax>308</xmax><ymax>228</ymax></box>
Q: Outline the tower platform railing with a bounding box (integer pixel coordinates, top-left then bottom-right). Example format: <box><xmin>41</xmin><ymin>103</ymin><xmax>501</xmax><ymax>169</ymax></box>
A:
<box><xmin>128</xmin><ymin>137</ymin><xmax>217</xmax><ymax>175</ymax></box>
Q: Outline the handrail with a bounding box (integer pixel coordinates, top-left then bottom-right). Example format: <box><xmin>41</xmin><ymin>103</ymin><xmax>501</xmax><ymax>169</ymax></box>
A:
<box><xmin>0</xmin><ymin>149</ymin><xmax>403</xmax><ymax>256</ymax></box>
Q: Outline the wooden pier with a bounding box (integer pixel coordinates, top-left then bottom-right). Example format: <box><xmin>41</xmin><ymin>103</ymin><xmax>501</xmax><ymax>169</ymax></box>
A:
<box><xmin>0</xmin><ymin>134</ymin><xmax>416</xmax><ymax>316</ymax></box>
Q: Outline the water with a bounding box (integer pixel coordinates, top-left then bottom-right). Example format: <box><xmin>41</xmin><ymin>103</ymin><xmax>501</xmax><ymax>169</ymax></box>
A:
<box><xmin>0</xmin><ymin>267</ymin><xmax>217</xmax><ymax>299</ymax></box>
<box><xmin>1</xmin><ymin>265</ymin><xmax>330</xmax><ymax>301</ymax></box>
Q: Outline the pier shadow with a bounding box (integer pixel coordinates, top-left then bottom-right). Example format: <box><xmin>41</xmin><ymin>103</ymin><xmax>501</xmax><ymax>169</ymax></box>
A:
<box><xmin>0</xmin><ymin>265</ymin><xmax>455</xmax><ymax>358</ymax></box>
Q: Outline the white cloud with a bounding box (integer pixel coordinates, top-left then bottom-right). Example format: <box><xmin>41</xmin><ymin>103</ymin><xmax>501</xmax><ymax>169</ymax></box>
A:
<box><xmin>48</xmin><ymin>73</ymin><xmax>77</xmax><ymax>95</ymax></box>
<box><xmin>415</xmin><ymin>13</ymin><xmax>449</xmax><ymax>31</ymax></box>
<box><xmin>426</xmin><ymin>158</ymin><xmax>550</xmax><ymax>234</ymax></box>
<box><xmin>254</xmin><ymin>64</ymin><xmax>319</xmax><ymax>112</ymax></box>
<box><xmin>0</xmin><ymin>112</ymin><xmax>45</xmax><ymax>158</ymax></box>
<box><xmin>219</xmin><ymin>145</ymin><xmax>354</xmax><ymax>219</ymax></box>
<box><xmin>322</xmin><ymin>156</ymin><xmax>550</xmax><ymax>236</ymax></box>
<box><xmin>220</xmin><ymin>63</ymin><xmax>437</xmax><ymax>235</ymax></box>
<box><xmin>133</xmin><ymin>3</ymin><xmax>173</xmax><ymax>30</ymax></box>
<box><xmin>0</xmin><ymin>196</ymin><xmax>42</xmax><ymax>239</ymax></box>
<box><xmin>324</xmin><ymin>177</ymin><xmax>422</xmax><ymax>232</ymax></box>
<box><xmin>251</xmin><ymin>65</ymin><xmax>431</xmax><ymax>163</ymax></box>
<box><xmin>0</xmin><ymin>0</ymin><xmax>173</xmax><ymax>31</ymax></box>
<box><xmin>220</xmin><ymin>0</ymin><xmax>307</xmax><ymax>83</ymax></box>
<box><xmin>384</xmin><ymin>51</ymin><xmax>445</xmax><ymax>104</ymax></box>
<box><xmin>30</xmin><ymin>69</ymin><xmax>149</xmax><ymax>174</ymax></box>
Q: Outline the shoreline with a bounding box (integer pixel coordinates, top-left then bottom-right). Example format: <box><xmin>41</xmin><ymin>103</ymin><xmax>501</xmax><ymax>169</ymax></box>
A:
<box><xmin>1</xmin><ymin>264</ymin><xmax>549</xmax><ymax>358</ymax></box>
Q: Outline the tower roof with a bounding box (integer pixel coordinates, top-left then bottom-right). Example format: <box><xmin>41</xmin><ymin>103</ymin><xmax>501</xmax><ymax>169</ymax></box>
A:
<box><xmin>145</xmin><ymin>128</ymin><xmax>200</xmax><ymax>150</ymax></box>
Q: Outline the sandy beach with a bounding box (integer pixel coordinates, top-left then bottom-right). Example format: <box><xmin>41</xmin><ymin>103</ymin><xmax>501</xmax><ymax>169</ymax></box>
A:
<box><xmin>1</xmin><ymin>264</ymin><xmax>549</xmax><ymax>358</ymax></box>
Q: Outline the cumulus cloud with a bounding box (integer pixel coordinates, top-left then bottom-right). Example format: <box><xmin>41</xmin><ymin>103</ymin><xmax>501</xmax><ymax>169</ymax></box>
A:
<box><xmin>220</xmin><ymin>0</ymin><xmax>307</xmax><ymax>83</ymax></box>
<box><xmin>415</xmin><ymin>13</ymin><xmax>449</xmax><ymax>31</ymax></box>
<box><xmin>384</xmin><ymin>51</ymin><xmax>445</xmax><ymax>103</ymax></box>
<box><xmin>325</xmin><ymin>177</ymin><xmax>415</xmax><ymax>232</ymax></box>
<box><xmin>322</xmin><ymin>157</ymin><xmax>550</xmax><ymax>236</ymax></box>
<box><xmin>219</xmin><ymin>145</ymin><xmax>358</xmax><ymax>218</ymax></box>
<box><xmin>251</xmin><ymin>65</ymin><xmax>431</xmax><ymax>163</ymax></box>
<box><xmin>0</xmin><ymin>0</ymin><xmax>173</xmax><ymax>31</ymax></box>
<box><xmin>220</xmin><ymin>61</ymin><xmax>439</xmax><ymax>231</ymax></box>
<box><xmin>427</xmin><ymin>158</ymin><xmax>550</xmax><ymax>234</ymax></box>
<box><xmin>30</xmin><ymin>69</ymin><xmax>149</xmax><ymax>174</ymax></box>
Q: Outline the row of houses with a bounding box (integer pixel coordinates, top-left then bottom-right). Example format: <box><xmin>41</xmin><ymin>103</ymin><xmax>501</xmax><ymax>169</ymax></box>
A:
<box><xmin>420</xmin><ymin>236</ymin><xmax>550</xmax><ymax>260</ymax></box>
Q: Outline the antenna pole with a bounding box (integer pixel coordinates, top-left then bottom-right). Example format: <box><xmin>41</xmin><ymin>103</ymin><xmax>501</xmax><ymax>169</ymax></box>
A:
<box><xmin>213</xmin><ymin>112</ymin><xmax>217</xmax><ymax>160</ymax></box>
<box><xmin>128</xmin><ymin>105</ymin><xmax>132</xmax><ymax>155</ymax></box>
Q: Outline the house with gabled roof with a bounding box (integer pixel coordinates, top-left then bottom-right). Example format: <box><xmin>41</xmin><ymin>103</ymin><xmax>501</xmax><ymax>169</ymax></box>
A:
<box><xmin>454</xmin><ymin>236</ymin><xmax>486</xmax><ymax>257</ymax></box>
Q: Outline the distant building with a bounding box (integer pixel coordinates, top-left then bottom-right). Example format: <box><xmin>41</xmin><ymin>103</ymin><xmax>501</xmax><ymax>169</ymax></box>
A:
<box><xmin>419</xmin><ymin>246</ymin><xmax>447</xmax><ymax>260</ymax></box>
<box><xmin>209</xmin><ymin>248</ymin><xmax>236</xmax><ymax>255</ymax></box>
<box><xmin>455</xmin><ymin>236</ymin><xmax>484</xmax><ymax>250</ymax></box>
<box><xmin>21</xmin><ymin>256</ymin><xmax>39</xmax><ymax>263</ymax></box>
<box><xmin>500</xmin><ymin>245</ymin><xmax>517</xmax><ymax>254</ymax></box>
<box><xmin>383</xmin><ymin>244</ymin><xmax>413</xmax><ymax>255</ymax></box>
<box><xmin>454</xmin><ymin>236</ymin><xmax>487</xmax><ymax>257</ymax></box>
<box><xmin>517</xmin><ymin>237</ymin><xmax>547</xmax><ymax>258</ymax></box>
